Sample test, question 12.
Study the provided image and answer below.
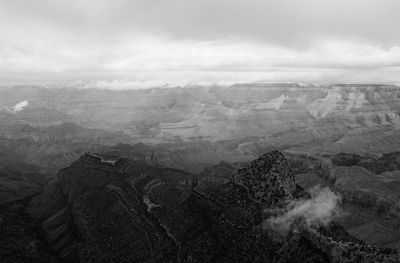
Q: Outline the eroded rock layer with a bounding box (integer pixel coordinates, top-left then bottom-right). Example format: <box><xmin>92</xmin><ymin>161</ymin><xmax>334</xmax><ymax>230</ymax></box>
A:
<box><xmin>14</xmin><ymin>151</ymin><xmax>397</xmax><ymax>262</ymax></box>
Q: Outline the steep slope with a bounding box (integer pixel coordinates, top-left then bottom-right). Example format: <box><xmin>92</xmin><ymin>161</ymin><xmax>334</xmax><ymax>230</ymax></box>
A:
<box><xmin>26</xmin><ymin>152</ymin><xmax>197</xmax><ymax>262</ymax></box>
<box><xmin>0</xmin><ymin>121</ymin><xmax>132</xmax><ymax>173</ymax></box>
<box><xmin>288</xmin><ymin>152</ymin><xmax>400</xmax><ymax>250</ymax></box>
<box><xmin>0</xmin><ymin>143</ymin><xmax>50</xmax><ymax>205</ymax></box>
<box><xmin>0</xmin><ymin>200</ymin><xmax>56</xmax><ymax>263</ymax></box>
<box><xmin>18</xmin><ymin>151</ymin><xmax>399</xmax><ymax>262</ymax></box>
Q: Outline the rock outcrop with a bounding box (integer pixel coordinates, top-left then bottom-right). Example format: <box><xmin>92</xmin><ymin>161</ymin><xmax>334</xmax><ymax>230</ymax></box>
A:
<box><xmin>234</xmin><ymin>151</ymin><xmax>298</xmax><ymax>206</ymax></box>
<box><xmin>1</xmin><ymin>150</ymin><xmax>397</xmax><ymax>262</ymax></box>
<box><xmin>289</xmin><ymin>151</ymin><xmax>400</xmax><ymax>250</ymax></box>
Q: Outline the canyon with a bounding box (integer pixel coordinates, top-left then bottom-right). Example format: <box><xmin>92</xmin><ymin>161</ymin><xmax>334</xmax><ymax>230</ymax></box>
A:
<box><xmin>2</xmin><ymin>83</ymin><xmax>400</xmax><ymax>262</ymax></box>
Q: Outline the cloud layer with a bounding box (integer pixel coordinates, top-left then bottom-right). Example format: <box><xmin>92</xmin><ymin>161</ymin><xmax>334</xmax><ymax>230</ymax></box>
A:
<box><xmin>1</xmin><ymin>0</ymin><xmax>400</xmax><ymax>85</ymax></box>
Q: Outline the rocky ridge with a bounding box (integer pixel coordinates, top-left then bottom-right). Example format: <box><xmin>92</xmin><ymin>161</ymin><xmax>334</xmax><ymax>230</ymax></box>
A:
<box><xmin>1</xmin><ymin>150</ymin><xmax>399</xmax><ymax>262</ymax></box>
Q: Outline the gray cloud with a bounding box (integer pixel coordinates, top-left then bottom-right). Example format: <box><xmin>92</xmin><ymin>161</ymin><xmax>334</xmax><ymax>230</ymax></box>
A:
<box><xmin>1</xmin><ymin>0</ymin><xmax>400</xmax><ymax>85</ymax></box>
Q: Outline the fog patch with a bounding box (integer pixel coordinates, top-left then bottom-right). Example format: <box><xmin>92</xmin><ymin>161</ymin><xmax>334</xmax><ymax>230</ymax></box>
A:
<box><xmin>8</xmin><ymin>100</ymin><xmax>28</xmax><ymax>113</ymax></box>
<box><xmin>264</xmin><ymin>186</ymin><xmax>342</xmax><ymax>235</ymax></box>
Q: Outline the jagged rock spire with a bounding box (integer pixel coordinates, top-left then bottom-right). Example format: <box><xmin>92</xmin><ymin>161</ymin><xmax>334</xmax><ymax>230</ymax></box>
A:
<box><xmin>234</xmin><ymin>151</ymin><xmax>297</xmax><ymax>207</ymax></box>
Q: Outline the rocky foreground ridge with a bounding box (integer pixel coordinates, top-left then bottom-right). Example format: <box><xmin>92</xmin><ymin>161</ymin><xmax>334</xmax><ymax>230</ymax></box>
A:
<box><xmin>1</xmin><ymin>151</ymin><xmax>399</xmax><ymax>262</ymax></box>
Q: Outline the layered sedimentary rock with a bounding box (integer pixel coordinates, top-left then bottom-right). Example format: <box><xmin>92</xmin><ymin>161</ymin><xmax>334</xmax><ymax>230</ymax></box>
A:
<box><xmin>26</xmin><ymin>152</ymin><xmax>197</xmax><ymax>262</ymax></box>
<box><xmin>0</xmin><ymin>120</ymin><xmax>132</xmax><ymax>174</ymax></box>
<box><xmin>200</xmin><ymin>161</ymin><xmax>236</xmax><ymax>185</ymax></box>
<box><xmin>3</xmin><ymin>84</ymin><xmax>400</xmax><ymax>178</ymax></box>
<box><xmin>2</xmin><ymin>84</ymin><xmax>400</xmax><ymax>144</ymax></box>
<box><xmin>18</xmin><ymin>151</ymin><xmax>399</xmax><ymax>262</ymax></box>
<box><xmin>289</xmin><ymin>151</ymin><xmax>400</xmax><ymax>250</ymax></box>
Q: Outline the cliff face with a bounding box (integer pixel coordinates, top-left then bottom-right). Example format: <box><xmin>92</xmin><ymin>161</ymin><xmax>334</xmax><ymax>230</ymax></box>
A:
<box><xmin>290</xmin><ymin>152</ymin><xmax>400</xmax><ymax>250</ymax></box>
<box><xmin>26</xmin><ymin>152</ymin><xmax>197</xmax><ymax>262</ymax></box>
<box><xmin>0</xmin><ymin>121</ymin><xmax>132</xmax><ymax>174</ymax></box>
<box><xmin>3</xmin><ymin>84</ymin><xmax>400</xmax><ymax>177</ymax></box>
<box><xmin>18</xmin><ymin>151</ymin><xmax>399</xmax><ymax>262</ymax></box>
<box><xmin>3</xmin><ymin>84</ymin><xmax>400</xmax><ymax>142</ymax></box>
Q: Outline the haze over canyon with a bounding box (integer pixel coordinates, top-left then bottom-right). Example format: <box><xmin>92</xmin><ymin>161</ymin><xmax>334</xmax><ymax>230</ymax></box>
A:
<box><xmin>3</xmin><ymin>0</ymin><xmax>400</xmax><ymax>262</ymax></box>
<box><xmin>0</xmin><ymin>83</ymin><xmax>400</xmax><ymax>262</ymax></box>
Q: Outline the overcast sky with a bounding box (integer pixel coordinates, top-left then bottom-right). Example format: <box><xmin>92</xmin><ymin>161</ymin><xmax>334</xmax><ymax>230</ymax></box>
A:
<box><xmin>1</xmin><ymin>0</ymin><xmax>400</xmax><ymax>86</ymax></box>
